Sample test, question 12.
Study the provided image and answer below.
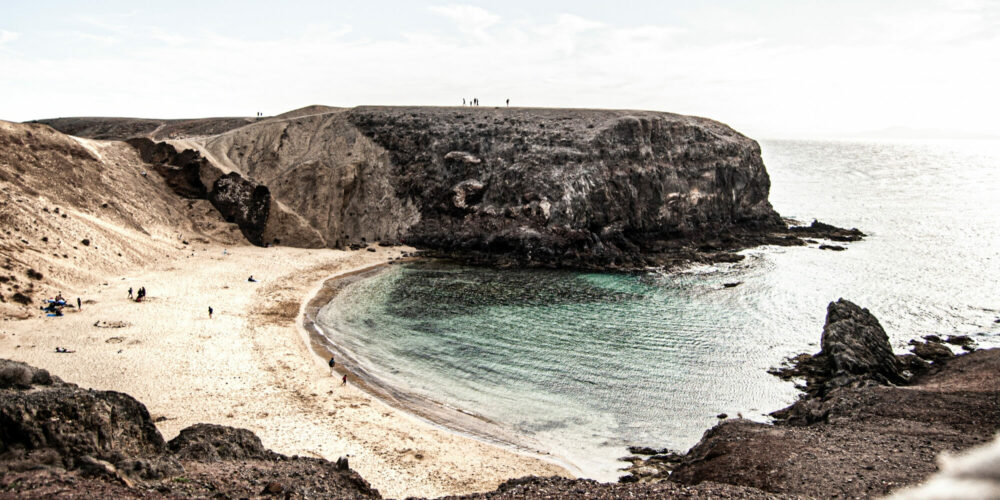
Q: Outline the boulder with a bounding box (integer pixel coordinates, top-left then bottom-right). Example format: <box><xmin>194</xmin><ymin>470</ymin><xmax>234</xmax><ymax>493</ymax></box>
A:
<box><xmin>912</xmin><ymin>341</ymin><xmax>954</xmax><ymax>362</ymax></box>
<box><xmin>209</xmin><ymin>173</ymin><xmax>271</xmax><ymax>246</ymax></box>
<box><xmin>820</xmin><ymin>299</ymin><xmax>905</xmax><ymax>387</ymax></box>
<box><xmin>167</xmin><ymin>423</ymin><xmax>277</xmax><ymax>462</ymax></box>
<box><xmin>0</xmin><ymin>360</ymin><xmax>166</xmax><ymax>466</ymax></box>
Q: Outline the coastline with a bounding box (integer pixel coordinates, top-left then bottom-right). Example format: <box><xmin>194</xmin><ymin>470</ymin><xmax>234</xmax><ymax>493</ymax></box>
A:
<box><xmin>0</xmin><ymin>244</ymin><xmax>569</xmax><ymax>499</ymax></box>
<box><xmin>299</xmin><ymin>260</ymin><xmax>582</xmax><ymax>477</ymax></box>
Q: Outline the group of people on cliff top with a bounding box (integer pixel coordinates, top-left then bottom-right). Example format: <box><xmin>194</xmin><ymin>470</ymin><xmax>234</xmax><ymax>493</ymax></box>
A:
<box><xmin>463</xmin><ymin>98</ymin><xmax>510</xmax><ymax>107</ymax></box>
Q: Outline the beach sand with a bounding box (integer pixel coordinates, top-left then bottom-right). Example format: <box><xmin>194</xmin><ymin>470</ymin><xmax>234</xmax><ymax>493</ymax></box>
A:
<box><xmin>0</xmin><ymin>244</ymin><xmax>568</xmax><ymax>498</ymax></box>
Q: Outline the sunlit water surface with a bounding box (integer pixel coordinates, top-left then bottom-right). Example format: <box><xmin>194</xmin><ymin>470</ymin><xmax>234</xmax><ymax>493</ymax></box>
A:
<box><xmin>316</xmin><ymin>139</ymin><xmax>1000</xmax><ymax>479</ymax></box>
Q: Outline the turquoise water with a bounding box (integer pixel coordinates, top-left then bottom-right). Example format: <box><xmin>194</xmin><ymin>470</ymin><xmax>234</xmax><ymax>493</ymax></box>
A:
<box><xmin>316</xmin><ymin>139</ymin><xmax>1000</xmax><ymax>479</ymax></box>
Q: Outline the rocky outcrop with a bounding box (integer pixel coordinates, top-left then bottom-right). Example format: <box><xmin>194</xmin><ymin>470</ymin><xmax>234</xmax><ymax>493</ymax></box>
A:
<box><xmin>124</xmin><ymin>137</ymin><xmax>322</xmax><ymax>247</ymax></box>
<box><xmin>168</xmin><ymin>423</ymin><xmax>278</xmax><ymax>462</ymax></box>
<box><xmin>622</xmin><ymin>302</ymin><xmax>999</xmax><ymax>499</ymax></box>
<box><xmin>0</xmin><ymin>359</ymin><xmax>380</xmax><ymax>499</ymax></box>
<box><xmin>209</xmin><ymin>172</ymin><xmax>271</xmax><ymax>246</ymax></box>
<box><xmin>345</xmin><ymin>107</ymin><xmax>786</xmax><ymax>269</ymax></box>
<box><xmin>769</xmin><ymin>299</ymin><xmax>908</xmax><ymax>398</ymax></box>
<box><xmin>0</xmin><ymin>359</ymin><xmax>166</xmax><ymax>468</ymax></box>
<box><xmin>820</xmin><ymin>298</ymin><xmax>906</xmax><ymax>388</ymax></box>
<box><xmin>43</xmin><ymin>106</ymin><xmax>863</xmax><ymax>270</ymax></box>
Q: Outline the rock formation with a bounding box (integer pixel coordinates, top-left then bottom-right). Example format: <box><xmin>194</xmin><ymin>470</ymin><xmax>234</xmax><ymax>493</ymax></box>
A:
<box><xmin>623</xmin><ymin>301</ymin><xmax>999</xmax><ymax>499</ymax></box>
<box><xmin>36</xmin><ymin>106</ymin><xmax>863</xmax><ymax>270</ymax></box>
<box><xmin>124</xmin><ymin>137</ymin><xmax>323</xmax><ymax>248</ymax></box>
<box><xmin>0</xmin><ymin>359</ymin><xmax>379</xmax><ymax>498</ymax></box>
<box><xmin>819</xmin><ymin>298</ymin><xmax>907</xmax><ymax>388</ymax></box>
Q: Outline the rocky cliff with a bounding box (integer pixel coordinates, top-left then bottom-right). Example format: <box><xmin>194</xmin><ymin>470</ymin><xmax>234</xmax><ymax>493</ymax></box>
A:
<box><xmin>38</xmin><ymin>106</ymin><xmax>860</xmax><ymax>270</ymax></box>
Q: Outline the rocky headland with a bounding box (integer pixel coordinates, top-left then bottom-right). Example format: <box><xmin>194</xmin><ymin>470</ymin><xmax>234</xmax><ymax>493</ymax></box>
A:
<box><xmin>34</xmin><ymin>106</ymin><xmax>862</xmax><ymax>271</ymax></box>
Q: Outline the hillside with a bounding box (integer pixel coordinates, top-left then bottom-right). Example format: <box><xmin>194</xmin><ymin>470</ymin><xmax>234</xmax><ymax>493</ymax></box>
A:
<box><xmin>0</xmin><ymin>120</ymin><xmax>243</xmax><ymax>318</ymax></box>
<box><xmin>38</xmin><ymin>105</ymin><xmax>857</xmax><ymax>270</ymax></box>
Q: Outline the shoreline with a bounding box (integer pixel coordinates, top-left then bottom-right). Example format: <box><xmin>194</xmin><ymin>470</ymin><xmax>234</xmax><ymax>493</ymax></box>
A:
<box><xmin>299</xmin><ymin>260</ymin><xmax>583</xmax><ymax>477</ymax></box>
<box><xmin>0</xmin><ymin>245</ymin><xmax>570</xmax><ymax>499</ymax></box>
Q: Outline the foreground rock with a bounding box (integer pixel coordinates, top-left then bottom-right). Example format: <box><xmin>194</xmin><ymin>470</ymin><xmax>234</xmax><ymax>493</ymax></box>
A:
<box><xmin>0</xmin><ymin>359</ymin><xmax>379</xmax><ymax>499</ymax></box>
<box><xmin>37</xmin><ymin>106</ymin><xmax>863</xmax><ymax>270</ymax></box>
<box><xmin>769</xmin><ymin>299</ymin><xmax>908</xmax><ymax>398</ymax></box>
<box><xmin>622</xmin><ymin>300</ymin><xmax>1000</xmax><ymax>498</ymax></box>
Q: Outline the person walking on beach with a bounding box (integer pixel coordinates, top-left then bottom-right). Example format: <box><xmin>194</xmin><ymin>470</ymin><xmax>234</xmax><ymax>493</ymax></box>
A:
<box><xmin>128</xmin><ymin>287</ymin><xmax>133</xmax><ymax>299</ymax></box>
<box><xmin>208</xmin><ymin>306</ymin><xmax>213</xmax><ymax>319</ymax></box>
<box><xmin>329</xmin><ymin>357</ymin><xmax>336</xmax><ymax>374</ymax></box>
<box><xmin>342</xmin><ymin>374</ymin><xmax>347</xmax><ymax>385</ymax></box>
<box><xmin>76</xmin><ymin>297</ymin><xmax>81</xmax><ymax>311</ymax></box>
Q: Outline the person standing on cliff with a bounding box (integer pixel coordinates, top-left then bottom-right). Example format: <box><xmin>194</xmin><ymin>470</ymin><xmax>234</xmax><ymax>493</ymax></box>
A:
<box><xmin>329</xmin><ymin>356</ymin><xmax>336</xmax><ymax>375</ymax></box>
<box><xmin>506</xmin><ymin>98</ymin><xmax>509</xmax><ymax>107</ymax></box>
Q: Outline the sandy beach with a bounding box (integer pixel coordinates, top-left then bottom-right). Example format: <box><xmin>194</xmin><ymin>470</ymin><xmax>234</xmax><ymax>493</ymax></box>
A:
<box><xmin>0</xmin><ymin>244</ymin><xmax>568</xmax><ymax>498</ymax></box>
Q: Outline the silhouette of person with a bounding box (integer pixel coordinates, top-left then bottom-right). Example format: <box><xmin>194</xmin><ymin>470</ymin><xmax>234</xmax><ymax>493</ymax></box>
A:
<box><xmin>462</xmin><ymin>98</ymin><xmax>466</xmax><ymax>106</ymax></box>
<box><xmin>208</xmin><ymin>306</ymin><xmax>213</xmax><ymax>318</ymax></box>
<box><xmin>506</xmin><ymin>98</ymin><xmax>510</xmax><ymax>107</ymax></box>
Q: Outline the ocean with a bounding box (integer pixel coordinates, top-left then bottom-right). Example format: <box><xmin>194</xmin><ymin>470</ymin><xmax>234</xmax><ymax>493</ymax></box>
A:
<box><xmin>315</xmin><ymin>139</ymin><xmax>1000</xmax><ymax>480</ymax></box>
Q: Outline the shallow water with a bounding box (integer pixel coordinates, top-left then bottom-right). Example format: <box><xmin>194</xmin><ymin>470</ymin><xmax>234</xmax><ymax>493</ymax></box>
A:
<box><xmin>316</xmin><ymin>139</ymin><xmax>1000</xmax><ymax>480</ymax></box>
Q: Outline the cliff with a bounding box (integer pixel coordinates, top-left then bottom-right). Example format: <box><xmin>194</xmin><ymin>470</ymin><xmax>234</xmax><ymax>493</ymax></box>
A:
<box><xmin>37</xmin><ymin>106</ymin><xmax>859</xmax><ymax>270</ymax></box>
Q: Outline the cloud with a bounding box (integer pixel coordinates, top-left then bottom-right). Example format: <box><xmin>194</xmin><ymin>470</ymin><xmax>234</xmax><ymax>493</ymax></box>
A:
<box><xmin>0</xmin><ymin>30</ymin><xmax>18</xmax><ymax>45</ymax></box>
<box><xmin>2</xmin><ymin>3</ymin><xmax>999</xmax><ymax>138</ymax></box>
<box><xmin>429</xmin><ymin>4</ymin><xmax>500</xmax><ymax>40</ymax></box>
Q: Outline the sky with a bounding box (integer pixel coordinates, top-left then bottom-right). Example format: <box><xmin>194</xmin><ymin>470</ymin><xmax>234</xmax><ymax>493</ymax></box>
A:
<box><xmin>1</xmin><ymin>0</ymin><xmax>998</xmax><ymax>139</ymax></box>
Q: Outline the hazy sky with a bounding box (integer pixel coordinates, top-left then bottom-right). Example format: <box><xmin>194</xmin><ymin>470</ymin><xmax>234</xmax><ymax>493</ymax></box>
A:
<box><xmin>2</xmin><ymin>0</ymin><xmax>998</xmax><ymax>138</ymax></box>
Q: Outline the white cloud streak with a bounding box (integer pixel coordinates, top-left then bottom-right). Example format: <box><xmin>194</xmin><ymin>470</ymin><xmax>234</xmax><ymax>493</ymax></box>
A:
<box><xmin>1</xmin><ymin>3</ymin><xmax>998</xmax><ymax>139</ymax></box>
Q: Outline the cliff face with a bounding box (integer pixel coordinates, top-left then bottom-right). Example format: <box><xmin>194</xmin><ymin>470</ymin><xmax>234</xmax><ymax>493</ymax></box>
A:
<box><xmin>346</xmin><ymin>107</ymin><xmax>781</xmax><ymax>268</ymax></box>
<box><xmin>182</xmin><ymin>106</ymin><xmax>785</xmax><ymax>269</ymax></box>
<box><xmin>35</xmin><ymin>106</ymin><xmax>845</xmax><ymax>270</ymax></box>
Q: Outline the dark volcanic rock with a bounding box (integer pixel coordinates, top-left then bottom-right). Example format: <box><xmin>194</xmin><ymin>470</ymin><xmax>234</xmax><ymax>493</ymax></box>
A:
<box><xmin>210</xmin><ymin>172</ymin><xmax>270</xmax><ymax>246</ymax></box>
<box><xmin>820</xmin><ymin>298</ymin><xmax>905</xmax><ymax>388</ymax></box>
<box><xmin>443</xmin><ymin>475</ymin><xmax>793</xmax><ymax>499</ymax></box>
<box><xmin>771</xmin><ymin>299</ymin><xmax>908</xmax><ymax>398</ymax></box>
<box><xmin>168</xmin><ymin>423</ymin><xmax>277</xmax><ymax>462</ymax></box>
<box><xmin>0</xmin><ymin>358</ymin><xmax>380</xmax><ymax>499</ymax></box>
<box><xmin>911</xmin><ymin>340</ymin><xmax>955</xmax><ymax>362</ymax></box>
<box><xmin>126</xmin><ymin>138</ymin><xmax>208</xmax><ymax>198</ymax></box>
<box><xmin>347</xmin><ymin>107</ymin><xmax>784</xmax><ymax>269</ymax></box>
<box><xmin>0</xmin><ymin>360</ymin><xmax>166</xmax><ymax>467</ymax></box>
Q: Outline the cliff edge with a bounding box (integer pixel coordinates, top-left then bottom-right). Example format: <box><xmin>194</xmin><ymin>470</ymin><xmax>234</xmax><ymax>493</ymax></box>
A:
<box><xmin>36</xmin><ymin>106</ymin><xmax>861</xmax><ymax>270</ymax></box>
